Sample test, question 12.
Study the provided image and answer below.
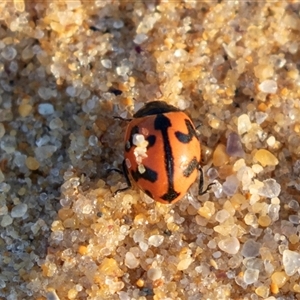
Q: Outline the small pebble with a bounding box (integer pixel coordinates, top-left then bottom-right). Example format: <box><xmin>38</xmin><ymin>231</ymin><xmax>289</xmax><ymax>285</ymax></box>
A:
<box><xmin>148</xmin><ymin>235</ymin><xmax>164</xmax><ymax>247</ymax></box>
<box><xmin>226</xmin><ymin>132</ymin><xmax>245</xmax><ymax>157</ymax></box>
<box><xmin>124</xmin><ymin>252</ymin><xmax>139</xmax><ymax>269</ymax></box>
<box><xmin>133</xmin><ymin>230</ymin><xmax>144</xmax><ymax>243</ymax></box>
<box><xmin>18</xmin><ymin>103</ymin><xmax>32</xmax><ymax>117</ymax></box>
<box><xmin>46</xmin><ymin>288</ymin><xmax>60</xmax><ymax>300</ymax></box>
<box><xmin>258</xmin><ymin>80</ymin><xmax>278</xmax><ymax>94</ymax></box>
<box><xmin>254</xmin><ymin>149</ymin><xmax>278</xmax><ymax>167</ymax></box>
<box><xmin>258</xmin><ymin>179</ymin><xmax>281</xmax><ymax>198</ymax></box>
<box><xmin>238</xmin><ymin>114</ymin><xmax>251</xmax><ymax>135</ymax></box>
<box><xmin>282</xmin><ymin>249</ymin><xmax>300</xmax><ymax>276</ymax></box>
<box><xmin>244</xmin><ymin>268</ymin><xmax>259</xmax><ymax>284</ymax></box>
<box><xmin>215</xmin><ymin>209</ymin><xmax>230</xmax><ymax>223</ymax></box>
<box><xmin>255</xmin><ymin>112</ymin><xmax>268</xmax><ymax>124</ymax></box>
<box><xmin>222</xmin><ymin>175</ymin><xmax>239</xmax><ymax>196</ymax></box>
<box><xmin>177</xmin><ymin>257</ymin><xmax>193</xmax><ymax>270</ymax></box>
<box><xmin>212</xmin><ymin>144</ymin><xmax>229</xmax><ymax>167</ymax></box>
<box><xmin>218</xmin><ymin>237</ymin><xmax>240</xmax><ymax>255</ymax></box>
<box><xmin>139</xmin><ymin>241</ymin><xmax>148</xmax><ymax>252</ymax></box>
<box><xmin>1</xmin><ymin>46</ymin><xmax>17</xmax><ymax>61</ymax></box>
<box><xmin>198</xmin><ymin>201</ymin><xmax>215</xmax><ymax>219</ymax></box>
<box><xmin>147</xmin><ymin>268</ymin><xmax>162</xmax><ymax>281</ymax></box>
<box><xmin>0</xmin><ymin>170</ymin><xmax>4</xmax><ymax>183</ymax></box>
<box><xmin>258</xmin><ymin>215</ymin><xmax>271</xmax><ymax>227</ymax></box>
<box><xmin>49</xmin><ymin>118</ymin><xmax>63</xmax><ymax>130</ymax></box>
<box><xmin>1</xmin><ymin>215</ymin><xmax>13</xmax><ymax>227</ymax></box>
<box><xmin>38</xmin><ymin>103</ymin><xmax>54</xmax><ymax>115</ymax></box>
<box><xmin>266</xmin><ymin>136</ymin><xmax>276</xmax><ymax>147</ymax></box>
<box><xmin>38</xmin><ymin>87</ymin><xmax>56</xmax><ymax>100</ymax></box>
<box><xmin>98</xmin><ymin>258</ymin><xmax>123</xmax><ymax>277</ymax></box>
<box><xmin>255</xmin><ymin>285</ymin><xmax>269</xmax><ymax>298</ymax></box>
<box><xmin>241</xmin><ymin>240</ymin><xmax>261</xmax><ymax>258</ymax></box>
<box><xmin>101</xmin><ymin>59</ymin><xmax>112</xmax><ymax>69</ymax></box>
<box><xmin>133</xmin><ymin>33</ymin><xmax>148</xmax><ymax>44</ymax></box>
<box><xmin>11</xmin><ymin>203</ymin><xmax>28</xmax><ymax>218</ymax></box>
<box><xmin>0</xmin><ymin>123</ymin><xmax>5</xmax><ymax>138</ymax></box>
<box><xmin>25</xmin><ymin>156</ymin><xmax>40</xmax><ymax>170</ymax></box>
<box><xmin>66</xmin><ymin>86</ymin><xmax>76</xmax><ymax>97</ymax></box>
<box><xmin>271</xmin><ymin>271</ymin><xmax>288</xmax><ymax>288</ymax></box>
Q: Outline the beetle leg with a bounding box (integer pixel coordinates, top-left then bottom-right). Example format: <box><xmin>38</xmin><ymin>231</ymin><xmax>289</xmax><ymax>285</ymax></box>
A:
<box><xmin>198</xmin><ymin>167</ymin><xmax>215</xmax><ymax>195</ymax></box>
<box><xmin>111</xmin><ymin>160</ymin><xmax>132</xmax><ymax>195</ymax></box>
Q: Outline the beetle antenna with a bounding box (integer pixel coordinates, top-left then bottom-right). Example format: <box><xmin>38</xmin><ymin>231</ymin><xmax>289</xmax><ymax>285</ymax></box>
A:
<box><xmin>114</xmin><ymin>116</ymin><xmax>132</xmax><ymax>121</ymax></box>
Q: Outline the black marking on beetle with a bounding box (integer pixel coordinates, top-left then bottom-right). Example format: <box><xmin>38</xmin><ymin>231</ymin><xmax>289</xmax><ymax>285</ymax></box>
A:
<box><xmin>183</xmin><ymin>157</ymin><xmax>199</xmax><ymax>177</ymax></box>
<box><xmin>134</xmin><ymin>101</ymin><xmax>180</xmax><ymax>118</ymax></box>
<box><xmin>161</xmin><ymin>188</ymin><xmax>180</xmax><ymax>202</ymax></box>
<box><xmin>125</xmin><ymin>125</ymin><xmax>139</xmax><ymax>152</ymax></box>
<box><xmin>131</xmin><ymin>167</ymin><xmax>158</xmax><ymax>183</ymax></box>
<box><xmin>145</xmin><ymin>190</ymin><xmax>153</xmax><ymax>199</ymax></box>
<box><xmin>175</xmin><ymin>119</ymin><xmax>198</xmax><ymax>144</ymax></box>
<box><xmin>154</xmin><ymin>114</ymin><xmax>180</xmax><ymax>202</ymax></box>
<box><xmin>146</xmin><ymin>135</ymin><xmax>156</xmax><ymax>149</ymax></box>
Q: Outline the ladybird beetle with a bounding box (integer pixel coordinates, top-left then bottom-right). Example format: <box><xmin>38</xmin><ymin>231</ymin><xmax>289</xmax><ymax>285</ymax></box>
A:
<box><xmin>116</xmin><ymin>101</ymin><xmax>212</xmax><ymax>204</ymax></box>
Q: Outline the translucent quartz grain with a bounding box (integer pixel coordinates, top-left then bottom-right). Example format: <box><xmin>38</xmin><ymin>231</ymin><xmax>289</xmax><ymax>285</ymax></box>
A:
<box><xmin>282</xmin><ymin>250</ymin><xmax>300</xmax><ymax>276</ymax></box>
<box><xmin>198</xmin><ymin>201</ymin><xmax>215</xmax><ymax>219</ymax></box>
<box><xmin>101</xmin><ymin>59</ymin><xmax>112</xmax><ymax>69</ymax></box>
<box><xmin>148</xmin><ymin>235</ymin><xmax>164</xmax><ymax>247</ymax></box>
<box><xmin>258</xmin><ymin>80</ymin><xmax>277</xmax><ymax>94</ymax></box>
<box><xmin>241</xmin><ymin>240</ymin><xmax>260</xmax><ymax>258</ymax></box>
<box><xmin>238</xmin><ymin>114</ymin><xmax>251</xmax><ymax>135</ymax></box>
<box><xmin>255</xmin><ymin>286</ymin><xmax>269</xmax><ymax>298</ymax></box>
<box><xmin>218</xmin><ymin>237</ymin><xmax>240</xmax><ymax>255</ymax></box>
<box><xmin>244</xmin><ymin>268</ymin><xmax>259</xmax><ymax>284</ymax></box>
<box><xmin>258</xmin><ymin>179</ymin><xmax>281</xmax><ymax>198</ymax></box>
<box><xmin>215</xmin><ymin>209</ymin><xmax>230</xmax><ymax>223</ymax></box>
<box><xmin>125</xmin><ymin>252</ymin><xmax>139</xmax><ymax>269</ymax></box>
<box><xmin>226</xmin><ymin>132</ymin><xmax>245</xmax><ymax>157</ymax></box>
<box><xmin>147</xmin><ymin>268</ymin><xmax>162</xmax><ymax>281</ymax></box>
<box><xmin>133</xmin><ymin>33</ymin><xmax>148</xmax><ymax>45</ymax></box>
<box><xmin>222</xmin><ymin>175</ymin><xmax>239</xmax><ymax>196</ymax></box>
<box><xmin>177</xmin><ymin>257</ymin><xmax>193</xmax><ymax>270</ymax></box>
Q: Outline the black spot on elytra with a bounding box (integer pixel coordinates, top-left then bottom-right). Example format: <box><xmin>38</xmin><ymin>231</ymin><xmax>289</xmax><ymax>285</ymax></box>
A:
<box><xmin>145</xmin><ymin>190</ymin><xmax>153</xmax><ymax>199</ymax></box>
<box><xmin>146</xmin><ymin>135</ymin><xmax>156</xmax><ymax>149</ymax></box>
<box><xmin>175</xmin><ymin>119</ymin><xmax>198</xmax><ymax>143</ymax></box>
<box><xmin>183</xmin><ymin>157</ymin><xmax>199</xmax><ymax>177</ymax></box>
<box><xmin>161</xmin><ymin>188</ymin><xmax>180</xmax><ymax>202</ymax></box>
<box><xmin>131</xmin><ymin>167</ymin><xmax>158</xmax><ymax>183</ymax></box>
<box><xmin>154</xmin><ymin>113</ymin><xmax>172</xmax><ymax>131</ymax></box>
